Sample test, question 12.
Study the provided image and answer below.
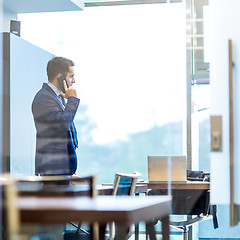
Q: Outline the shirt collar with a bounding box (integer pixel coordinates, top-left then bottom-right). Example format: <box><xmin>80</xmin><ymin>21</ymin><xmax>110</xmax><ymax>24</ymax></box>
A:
<box><xmin>47</xmin><ymin>82</ymin><xmax>61</xmax><ymax>96</ymax></box>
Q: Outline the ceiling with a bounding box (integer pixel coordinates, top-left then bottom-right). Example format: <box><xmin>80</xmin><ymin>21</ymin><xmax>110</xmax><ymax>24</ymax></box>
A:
<box><xmin>3</xmin><ymin>0</ymin><xmax>84</xmax><ymax>13</ymax></box>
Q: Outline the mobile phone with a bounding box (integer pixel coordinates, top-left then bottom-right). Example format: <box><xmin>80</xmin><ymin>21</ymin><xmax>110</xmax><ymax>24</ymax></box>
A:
<box><xmin>57</xmin><ymin>74</ymin><xmax>69</xmax><ymax>93</ymax></box>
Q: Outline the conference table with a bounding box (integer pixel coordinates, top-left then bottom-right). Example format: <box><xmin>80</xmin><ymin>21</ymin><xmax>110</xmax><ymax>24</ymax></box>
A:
<box><xmin>17</xmin><ymin>195</ymin><xmax>172</xmax><ymax>240</ymax></box>
<box><xmin>18</xmin><ymin>182</ymin><xmax>148</xmax><ymax>197</ymax></box>
<box><xmin>148</xmin><ymin>181</ymin><xmax>210</xmax><ymax>190</ymax></box>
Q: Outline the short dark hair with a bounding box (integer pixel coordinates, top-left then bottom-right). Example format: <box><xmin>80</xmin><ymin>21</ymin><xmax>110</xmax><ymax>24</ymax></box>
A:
<box><xmin>47</xmin><ymin>57</ymin><xmax>75</xmax><ymax>81</ymax></box>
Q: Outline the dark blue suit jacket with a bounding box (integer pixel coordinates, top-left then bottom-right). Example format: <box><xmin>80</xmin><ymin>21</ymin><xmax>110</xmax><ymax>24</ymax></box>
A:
<box><xmin>32</xmin><ymin>83</ymin><xmax>80</xmax><ymax>176</ymax></box>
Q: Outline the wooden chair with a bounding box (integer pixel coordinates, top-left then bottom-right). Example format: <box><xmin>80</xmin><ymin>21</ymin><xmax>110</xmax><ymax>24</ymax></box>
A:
<box><xmin>15</xmin><ymin>175</ymin><xmax>97</xmax><ymax>240</ymax></box>
<box><xmin>63</xmin><ymin>175</ymin><xmax>97</xmax><ymax>240</ymax></box>
<box><xmin>108</xmin><ymin>172</ymin><xmax>141</xmax><ymax>240</ymax></box>
<box><xmin>0</xmin><ymin>177</ymin><xmax>19</xmax><ymax>240</ymax></box>
<box><xmin>16</xmin><ymin>175</ymin><xmax>96</xmax><ymax>198</ymax></box>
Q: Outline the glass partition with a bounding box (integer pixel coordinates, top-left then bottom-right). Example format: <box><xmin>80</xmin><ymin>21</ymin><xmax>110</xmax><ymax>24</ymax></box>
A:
<box><xmin>18</xmin><ymin>2</ymin><xmax>186</xmax><ymax>184</ymax></box>
<box><xmin>16</xmin><ymin>2</ymin><xmax>190</xmax><ymax>239</ymax></box>
<box><xmin>17</xmin><ymin>4</ymin><xmax>187</xmax><ymax>238</ymax></box>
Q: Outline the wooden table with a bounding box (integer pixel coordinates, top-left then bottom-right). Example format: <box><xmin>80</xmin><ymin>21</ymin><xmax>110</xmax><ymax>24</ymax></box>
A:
<box><xmin>148</xmin><ymin>181</ymin><xmax>210</xmax><ymax>190</ymax></box>
<box><xmin>17</xmin><ymin>195</ymin><xmax>171</xmax><ymax>240</ymax></box>
<box><xmin>18</xmin><ymin>182</ymin><xmax>148</xmax><ymax>197</ymax></box>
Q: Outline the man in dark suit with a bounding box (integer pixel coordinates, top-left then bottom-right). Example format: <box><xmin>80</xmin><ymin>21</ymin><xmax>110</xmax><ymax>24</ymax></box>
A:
<box><xmin>32</xmin><ymin>57</ymin><xmax>79</xmax><ymax>176</ymax></box>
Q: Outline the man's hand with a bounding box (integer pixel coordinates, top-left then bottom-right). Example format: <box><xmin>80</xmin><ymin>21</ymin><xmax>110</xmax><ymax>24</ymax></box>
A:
<box><xmin>61</xmin><ymin>80</ymin><xmax>77</xmax><ymax>98</ymax></box>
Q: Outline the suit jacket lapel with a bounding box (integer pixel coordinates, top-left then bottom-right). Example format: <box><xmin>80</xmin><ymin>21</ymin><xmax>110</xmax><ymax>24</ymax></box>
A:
<box><xmin>43</xmin><ymin>83</ymin><xmax>64</xmax><ymax>111</ymax></box>
<box><xmin>43</xmin><ymin>83</ymin><xmax>78</xmax><ymax>148</ymax></box>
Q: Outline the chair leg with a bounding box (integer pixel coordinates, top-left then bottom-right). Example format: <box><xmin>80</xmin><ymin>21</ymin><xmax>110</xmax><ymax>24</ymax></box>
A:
<box><xmin>76</xmin><ymin>223</ymin><xmax>82</xmax><ymax>234</ymax></box>
<box><xmin>145</xmin><ymin>223</ymin><xmax>148</xmax><ymax>240</ymax></box>
<box><xmin>146</xmin><ymin>221</ymin><xmax>156</xmax><ymax>240</ymax></box>
<box><xmin>161</xmin><ymin>216</ymin><xmax>169</xmax><ymax>240</ymax></box>
<box><xmin>99</xmin><ymin>224</ymin><xmax>107</xmax><ymax>240</ymax></box>
<box><xmin>183</xmin><ymin>227</ymin><xmax>188</xmax><ymax>240</ymax></box>
<box><xmin>108</xmin><ymin>222</ymin><xmax>115</xmax><ymax>240</ymax></box>
<box><xmin>115</xmin><ymin>225</ymin><xmax>128</xmax><ymax>240</ymax></box>
<box><xmin>135</xmin><ymin>223</ymin><xmax>139</xmax><ymax>240</ymax></box>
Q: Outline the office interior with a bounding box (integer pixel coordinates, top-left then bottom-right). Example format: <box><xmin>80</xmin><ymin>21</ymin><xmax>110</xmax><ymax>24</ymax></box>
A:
<box><xmin>1</xmin><ymin>0</ymin><xmax>240</xmax><ymax>239</ymax></box>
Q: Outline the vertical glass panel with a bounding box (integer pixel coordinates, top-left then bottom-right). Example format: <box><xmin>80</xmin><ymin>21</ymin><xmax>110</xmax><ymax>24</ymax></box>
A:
<box><xmin>0</xmin><ymin>0</ymin><xmax>4</xmax><ymax>236</ymax></box>
<box><xmin>0</xmin><ymin>0</ymin><xmax>3</xmax><ymax>175</ymax></box>
<box><xmin>192</xmin><ymin>84</ymin><xmax>211</xmax><ymax>172</ymax></box>
<box><xmin>18</xmin><ymin>2</ymin><xmax>186</xmax><ymax>183</ymax></box>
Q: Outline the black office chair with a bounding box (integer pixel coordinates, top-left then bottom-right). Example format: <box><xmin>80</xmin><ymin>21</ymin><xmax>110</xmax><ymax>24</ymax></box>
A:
<box><xmin>148</xmin><ymin>173</ymin><xmax>218</xmax><ymax>240</ymax></box>
<box><xmin>168</xmin><ymin>189</ymin><xmax>214</xmax><ymax>240</ymax></box>
<box><xmin>167</xmin><ymin>171</ymin><xmax>217</xmax><ymax>240</ymax></box>
<box><xmin>108</xmin><ymin>171</ymin><xmax>141</xmax><ymax>240</ymax></box>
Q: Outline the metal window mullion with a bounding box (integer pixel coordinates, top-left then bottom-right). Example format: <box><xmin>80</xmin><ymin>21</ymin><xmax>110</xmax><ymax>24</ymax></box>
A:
<box><xmin>186</xmin><ymin>0</ymin><xmax>193</xmax><ymax>172</ymax></box>
<box><xmin>85</xmin><ymin>0</ymin><xmax>182</xmax><ymax>7</ymax></box>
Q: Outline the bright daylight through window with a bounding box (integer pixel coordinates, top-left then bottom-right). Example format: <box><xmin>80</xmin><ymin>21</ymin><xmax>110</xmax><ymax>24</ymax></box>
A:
<box><xmin>18</xmin><ymin>2</ymin><xmax>186</xmax><ymax>183</ymax></box>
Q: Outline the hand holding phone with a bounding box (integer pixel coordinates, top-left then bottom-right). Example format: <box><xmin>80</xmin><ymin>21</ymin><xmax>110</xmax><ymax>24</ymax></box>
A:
<box><xmin>57</xmin><ymin>74</ymin><xmax>69</xmax><ymax>93</ymax></box>
<box><xmin>58</xmin><ymin>74</ymin><xmax>77</xmax><ymax>98</ymax></box>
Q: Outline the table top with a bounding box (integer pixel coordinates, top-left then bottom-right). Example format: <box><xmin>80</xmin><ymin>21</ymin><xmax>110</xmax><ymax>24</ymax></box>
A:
<box><xmin>17</xmin><ymin>195</ymin><xmax>171</xmax><ymax>225</ymax></box>
<box><xmin>18</xmin><ymin>184</ymin><xmax>113</xmax><ymax>197</ymax></box>
<box><xmin>17</xmin><ymin>181</ymin><xmax>209</xmax><ymax>198</ymax></box>
<box><xmin>147</xmin><ymin>181</ymin><xmax>210</xmax><ymax>190</ymax></box>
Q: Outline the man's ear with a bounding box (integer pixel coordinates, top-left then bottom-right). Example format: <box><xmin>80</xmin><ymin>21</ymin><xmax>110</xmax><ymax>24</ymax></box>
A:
<box><xmin>56</xmin><ymin>73</ymin><xmax>62</xmax><ymax>78</ymax></box>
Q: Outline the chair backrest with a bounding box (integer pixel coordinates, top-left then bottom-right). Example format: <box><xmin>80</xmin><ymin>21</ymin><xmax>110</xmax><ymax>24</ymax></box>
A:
<box><xmin>69</xmin><ymin>175</ymin><xmax>97</xmax><ymax>198</ymax></box>
<box><xmin>112</xmin><ymin>172</ymin><xmax>141</xmax><ymax>196</ymax></box>
<box><xmin>108</xmin><ymin>172</ymin><xmax>141</xmax><ymax>240</ymax></box>
<box><xmin>16</xmin><ymin>175</ymin><xmax>97</xmax><ymax>198</ymax></box>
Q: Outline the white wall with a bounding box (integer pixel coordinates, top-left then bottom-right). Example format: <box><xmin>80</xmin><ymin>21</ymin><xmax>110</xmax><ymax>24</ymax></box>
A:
<box><xmin>210</xmin><ymin>0</ymin><xmax>240</xmax><ymax>205</ymax></box>
<box><xmin>197</xmin><ymin>0</ymin><xmax>240</xmax><ymax>238</ymax></box>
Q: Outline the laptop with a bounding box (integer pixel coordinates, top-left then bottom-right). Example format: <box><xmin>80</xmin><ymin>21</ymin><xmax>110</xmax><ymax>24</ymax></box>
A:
<box><xmin>148</xmin><ymin>155</ymin><xmax>187</xmax><ymax>182</ymax></box>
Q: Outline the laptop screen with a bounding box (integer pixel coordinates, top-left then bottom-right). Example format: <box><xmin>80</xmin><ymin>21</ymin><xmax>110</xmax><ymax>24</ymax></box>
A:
<box><xmin>148</xmin><ymin>155</ymin><xmax>187</xmax><ymax>182</ymax></box>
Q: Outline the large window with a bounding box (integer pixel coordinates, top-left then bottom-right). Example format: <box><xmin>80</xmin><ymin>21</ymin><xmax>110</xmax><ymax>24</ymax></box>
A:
<box><xmin>18</xmin><ymin>2</ymin><xmax>186</xmax><ymax>183</ymax></box>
